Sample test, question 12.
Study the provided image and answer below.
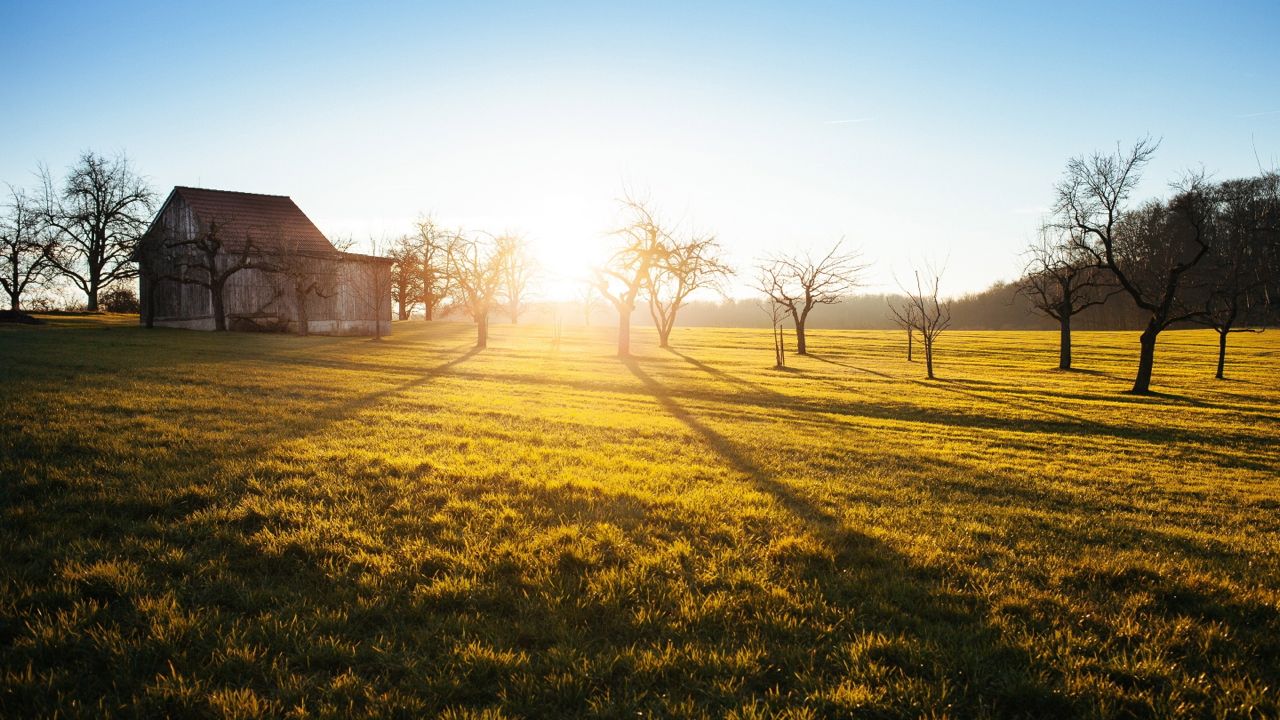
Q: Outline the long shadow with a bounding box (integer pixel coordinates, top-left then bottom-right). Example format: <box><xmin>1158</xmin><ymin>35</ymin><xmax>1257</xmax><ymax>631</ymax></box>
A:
<box><xmin>931</xmin><ymin>378</ymin><xmax>1101</xmax><ymax>427</ymax></box>
<box><xmin>5</xmin><ymin>328</ymin><xmax>1276</xmax><ymax>716</ymax></box>
<box><xmin>469</xmin><ymin>358</ymin><xmax>1275</xmax><ymax>508</ymax></box>
<box><xmin>943</xmin><ymin>377</ymin><xmax>1280</xmax><ymax>424</ymax></box>
<box><xmin>306</xmin><ymin>346</ymin><xmax>483</xmax><ymax>420</ymax></box>
<box><xmin>1060</xmin><ymin>367</ymin><xmax>1126</xmax><ymax>380</ymax></box>
<box><xmin>667</xmin><ymin>348</ymin><xmax>788</xmax><ymax>399</ymax></box>
<box><xmin>625</xmin><ymin>358</ymin><xmax>817</xmax><ymax>523</ymax></box>
<box><xmin>620</xmin><ymin>357</ymin><xmax>1077</xmax><ymax>716</ymax></box>
<box><xmin>484</xmin><ymin>369</ymin><xmax>1278</xmax><ymax>469</ymax></box>
<box><xmin>661</xmin><ymin>351</ymin><xmax>1275</xmax><ymax>467</ymax></box>
<box><xmin>621</xmin><ymin>357</ymin><xmax>1280</xmax><ymax>714</ymax></box>
<box><xmin>0</xmin><ymin>319</ymin><xmax>479</xmax><ymax>387</ymax></box>
<box><xmin>0</xmin><ymin>338</ymin><xmax>488</xmax><ymax>714</ymax></box>
<box><xmin>628</xmin><ymin>359</ymin><xmax>1143</xmax><ymax>529</ymax></box>
<box><xmin>805</xmin><ymin>351</ymin><xmax>895</xmax><ymax>379</ymax></box>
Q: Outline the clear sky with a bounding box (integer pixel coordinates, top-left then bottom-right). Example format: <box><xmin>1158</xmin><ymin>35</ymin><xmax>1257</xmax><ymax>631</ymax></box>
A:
<box><xmin>3</xmin><ymin>0</ymin><xmax>1278</xmax><ymax>299</ymax></box>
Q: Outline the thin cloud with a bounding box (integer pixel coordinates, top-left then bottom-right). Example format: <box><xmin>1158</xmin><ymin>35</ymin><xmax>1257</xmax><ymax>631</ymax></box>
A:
<box><xmin>823</xmin><ymin>117</ymin><xmax>874</xmax><ymax>125</ymax></box>
<box><xmin>1237</xmin><ymin>110</ymin><xmax>1280</xmax><ymax>118</ymax></box>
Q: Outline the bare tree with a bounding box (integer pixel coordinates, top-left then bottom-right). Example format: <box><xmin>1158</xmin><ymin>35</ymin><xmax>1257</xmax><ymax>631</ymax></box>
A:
<box><xmin>594</xmin><ymin>194</ymin><xmax>668</xmax><ymax>357</ymax></box>
<box><xmin>497</xmin><ymin>233</ymin><xmax>536</xmax><ymax>324</ymax></box>
<box><xmin>327</xmin><ymin>233</ymin><xmax>357</xmax><ymax>252</ymax></box>
<box><xmin>890</xmin><ymin>268</ymin><xmax>951</xmax><ymax>379</ymax></box>
<box><xmin>754</xmin><ymin>241</ymin><xmax>867</xmax><ymax>354</ymax></box>
<box><xmin>40</xmin><ymin>152</ymin><xmax>155</xmax><ymax>310</ymax></box>
<box><xmin>388</xmin><ymin>233</ymin><xmax>423</xmax><ymax>321</ymax></box>
<box><xmin>760</xmin><ymin>298</ymin><xmax>787</xmax><ymax>368</ymax></box>
<box><xmin>888</xmin><ymin>297</ymin><xmax>918</xmax><ymax>361</ymax></box>
<box><xmin>448</xmin><ymin>231</ymin><xmax>509</xmax><ymax>349</ymax></box>
<box><xmin>415</xmin><ymin>217</ymin><xmax>453</xmax><ymax>321</ymax></box>
<box><xmin>1193</xmin><ymin>174</ymin><xmax>1279</xmax><ymax>378</ymax></box>
<box><xmin>0</xmin><ymin>185</ymin><xmax>55</xmax><ymax>311</ymax></box>
<box><xmin>351</xmin><ymin>237</ymin><xmax>394</xmax><ymax>341</ymax></box>
<box><xmin>1054</xmin><ymin>139</ymin><xmax>1215</xmax><ymax>393</ymax></box>
<box><xmin>1018</xmin><ymin>228</ymin><xmax>1119</xmax><ymax>370</ymax></box>
<box><xmin>262</xmin><ymin>231</ymin><xmax>341</xmax><ymax>336</ymax></box>
<box><xmin>161</xmin><ymin>217</ymin><xmax>263</xmax><ymax>331</ymax></box>
<box><xmin>646</xmin><ymin>231</ymin><xmax>731</xmax><ymax>348</ymax></box>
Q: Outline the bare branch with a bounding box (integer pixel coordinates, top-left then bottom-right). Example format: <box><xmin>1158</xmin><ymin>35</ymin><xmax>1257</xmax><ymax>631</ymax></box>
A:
<box><xmin>751</xmin><ymin>239</ymin><xmax>868</xmax><ymax>354</ymax></box>
<box><xmin>39</xmin><ymin>151</ymin><xmax>156</xmax><ymax>310</ymax></box>
<box><xmin>447</xmin><ymin>230</ymin><xmax>509</xmax><ymax>349</ymax></box>
<box><xmin>893</xmin><ymin>264</ymin><xmax>951</xmax><ymax>379</ymax></box>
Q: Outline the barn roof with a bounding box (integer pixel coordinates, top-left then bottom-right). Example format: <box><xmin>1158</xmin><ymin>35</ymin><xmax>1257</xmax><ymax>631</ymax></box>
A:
<box><xmin>162</xmin><ymin>186</ymin><xmax>339</xmax><ymax>254</ymax></box>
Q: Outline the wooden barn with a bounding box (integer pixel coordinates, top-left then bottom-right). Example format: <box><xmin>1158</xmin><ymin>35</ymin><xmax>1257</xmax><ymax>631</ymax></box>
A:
<box><xmin>136</xmin><ymin>187</ymin><xmax>392</xmax><ymax>335</ymax></box>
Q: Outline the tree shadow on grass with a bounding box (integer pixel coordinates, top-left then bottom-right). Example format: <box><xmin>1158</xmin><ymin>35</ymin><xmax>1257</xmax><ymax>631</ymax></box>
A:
<box><xmin>304</xmin><ymin>346</ymin><xmax>483</xmax><ymax>419</ymax></box>
<box><xmin>930</xmin><ymin>378</ymin><xmax>1105</xmax><ymax>426</ymax></box>
<box><xmin>0</xmin><ymin>342</ymin><xmax>486</xmax><ymax>715</ymax></box>
<box><xmin>488</xmin><ymin>367</ymin><xmax>1276</xmax><ymax>473</ymax></box>
<box><xmin>805</xmin><ymin>351</ymin><xmax>896</xmax><ymax>379</ymax></box>
<box><xmin>622</xmin><ymin>356</ymin><xmax>1280</xmax><ymax>716</ymax></box>
<box><xmin>936</xmin><ymin>377</ymin><xmax>1280</xmax><ymax>428</ymax></box>
<box><xmin>621</xmin><ymin>357</ymin><xmax>1078</xmax><ymax>716</ymax></box>
<box><xmin>667</xmin><ymin>348</ymin><xmax>779</xmax><ymax>395</ymax></box>
<box><xmin>1057</xmin><ymin>367</ymin><xmax>1126</xmax><ymax>381</ymax></box>
<box><xmin>5</xmin><ymin>331</ymin><xmax>1276</xmax><ymax>717</ymax></box>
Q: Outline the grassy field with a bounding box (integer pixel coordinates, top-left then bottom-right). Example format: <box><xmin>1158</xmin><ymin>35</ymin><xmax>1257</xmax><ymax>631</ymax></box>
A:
<box><xmin>1</xmin><ymin>315</ymin><xmax>1278</xmax><ymax>718</ymax></box>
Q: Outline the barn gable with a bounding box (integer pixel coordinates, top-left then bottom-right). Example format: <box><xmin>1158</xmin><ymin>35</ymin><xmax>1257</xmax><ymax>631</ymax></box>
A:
<box><xmin>146</xmin><ymin>186</ymin><xmax>339</xmax><ymax>255</ymax></box>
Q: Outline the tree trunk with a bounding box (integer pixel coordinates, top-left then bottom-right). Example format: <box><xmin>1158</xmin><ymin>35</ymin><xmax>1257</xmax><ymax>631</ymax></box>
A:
<box><xmin>617</xmin><ymin>309</ymin><xmax>631</xmax><ymax>357</ymax></box>
<box><xmin>397</xmin><ymin>299</ymin><xmax>409</xmax><ymax>321</ymax></box>
<box><xmin>5</xmin><ymin>260</ymin><xmax>16</xmax><ymax>310</ymax></box>
<box><xmin>906</xmin><ymin>328</ymin><xmax>913</xmax><ymax>361</ymax></box>
<box><xmin>1216</xmin><ymin>328</ymin><xmax>1228</xmax><ymax>380</ymax></box>
<box><xmin>1131</xmin><ymin>323</ymin><xmax>1159</xmax><ymax>393</ymax></box>
<box><xmin>423</xmin><ymin>300</ymin><xmax>434</xmax><ymax>321</ymax></box>
<box><xmin>476</xmin><ymin>314</ymin><xmax>488</xmax><ymax>349</ymax></box>
<box><xmin>88</xmin><ymin>231</ymin><xmax>105</xmax><ymax>311</ymax></box>
<box><xmin>1058</xmin><ymin>311</ymin><xmax>1072</xmax><ymax>370</ymax></box>
<box><xmin>657</xmin><ymin>322</ymin><xmax>671</xmax><ymax>349</ymax></box>
<box><xmin>295</xmin><ymin>287</ymin><xmax>310</xmax><ymax>336</ymax></box>
<box><xmin>794</xmin><ymin>319</ymin><xmax>807</xmax><ymax>355</ymax></box>
<box><xmin>211</xmin><ymin>285</ymin><xmax>226</xmax><ymax>331</ymax></box>
<box><xmin>924</xmin><ymin>339</ymin><xmax>934</xmax><ymax>379</ymax></box>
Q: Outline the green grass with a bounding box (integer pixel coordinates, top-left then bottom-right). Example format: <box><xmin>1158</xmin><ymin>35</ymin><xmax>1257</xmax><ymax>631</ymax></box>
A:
<box><xmin>1</xmin><ymin>316</ymin><xmax>1277</xmax><ymax>718</ymax></box>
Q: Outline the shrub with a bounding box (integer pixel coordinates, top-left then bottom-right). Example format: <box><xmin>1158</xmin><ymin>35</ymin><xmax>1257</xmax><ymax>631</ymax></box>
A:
<box><xmin>100</xmin><ymin>286</ymin><xmax>140</xmax><ymax>313</ymax></box>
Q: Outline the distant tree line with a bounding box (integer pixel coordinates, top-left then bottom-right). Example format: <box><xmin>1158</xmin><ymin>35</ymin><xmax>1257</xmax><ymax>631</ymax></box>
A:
<box><xmin>620</xmin><ymin>287</ymin><xmax>1141</xmax><ymax>332</ymax></box>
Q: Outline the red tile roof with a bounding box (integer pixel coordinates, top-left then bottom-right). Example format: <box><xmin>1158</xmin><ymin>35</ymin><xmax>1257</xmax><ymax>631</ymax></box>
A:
<box><xmin>170</xmin><ymin>186</ymin><xmax>338</xmax><ymax>254</ymax></box>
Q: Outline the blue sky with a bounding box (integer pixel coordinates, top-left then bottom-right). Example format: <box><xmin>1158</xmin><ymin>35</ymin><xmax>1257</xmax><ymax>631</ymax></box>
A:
<box><xmin>3</xmin><ymin>0</ymin><xmax>1278</xmax><ymax>297</ymax></box>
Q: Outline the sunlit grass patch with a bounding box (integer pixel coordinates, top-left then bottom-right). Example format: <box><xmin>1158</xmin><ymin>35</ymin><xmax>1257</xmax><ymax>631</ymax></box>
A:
<box><xmin>1</xmin><ymin>317</ymin><xmax>1277</xmax><ymax>717</ymax></box>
